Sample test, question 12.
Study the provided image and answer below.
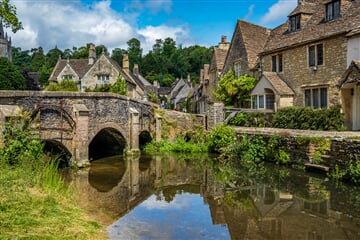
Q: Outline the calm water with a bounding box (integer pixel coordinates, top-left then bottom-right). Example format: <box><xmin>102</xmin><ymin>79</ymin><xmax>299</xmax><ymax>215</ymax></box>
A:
<box><xmin>68</xmin><ymin>154</ymin><xmax>360</xmax><ymax>240</ymax></box>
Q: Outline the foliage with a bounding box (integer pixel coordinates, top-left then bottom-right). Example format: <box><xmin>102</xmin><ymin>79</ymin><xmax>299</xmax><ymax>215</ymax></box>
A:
<box><xmin>272</xmin><ymin>105</ymin><xmax>344</xmax><ymax>131</ymax></box>
<box><xmin>0</xmin><ymin>56</ymin><xmax>26</xmax><ymax>90</ymax></box>
<box><xmin>0</xmin><ymin>0</ymin><xmax>23</xmax><ymax>32</ymax></box>
<box><xmin>144</xmin><ymin>138</ymin><xmax>208</xmax><ymax>153</ymax></box>
<box><xmin>45</xmin><ymin>80</ymin><xmax>78</xmax><ymax>92</ymax></box>
<box><xmin>148</xmin><ymin>90</ymin><xmax>161</xmax><ymax>104</ymax></box>
<box><xmin>228</xmin><ymin>112</ymin><xmax>268</xmax><ymax>127</ymax></box>
<box><xmin>110</xmin><ymin>74</ymin><xmax>128</xmax><ymax>95</ymax></box>
<box><xmin>206</xmin><ymin>124</ymin><xmax>236</xmax><ymax>153</ymax></box>
<box><xmin>0</xmin><ymin>111</ymin><xmax>104</xmax><ymax>239</ymax></box>
<box><xmin>214</xmin><ymin>72</ymin><xmax>256</xmax><ymax>107</ymax></box>
<box><xmin>266</xmin><ymin>135</ymin><xmax>290</xmax><ymax>165</ymax></box>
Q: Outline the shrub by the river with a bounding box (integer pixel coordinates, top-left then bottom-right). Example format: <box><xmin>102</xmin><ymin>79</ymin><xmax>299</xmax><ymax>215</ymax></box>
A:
<box><xmin>228</xmin><ymin>112</ymin><xmax>268</xmax><ymax>127</ymax></box>
<box><xmin>206</xmin><ymin>124</ymin><xmax>236</xmax><ymax>153</ymax></box>
<box><xmin>0</xmin><ymin>111</ymin><xmax>104</xmax><ymax>239</ymax></box>
<box><xmin>272</xmin><ymin>105</ymin><xmax>344</xmax><ymax>131</ymax></box>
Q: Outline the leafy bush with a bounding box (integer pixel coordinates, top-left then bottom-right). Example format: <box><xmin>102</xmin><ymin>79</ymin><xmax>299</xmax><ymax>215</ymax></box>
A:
<box><xmin>110</xmin><ymin>74</ymin><xmax>128</xmax><ymax>95</ymax></box>
<box><xmin>45</xmin><ymin>80</ymin><xmax>78</xmax><ymax>92</ymax></box>
<box><xmin>228</xmin><ymin>112</ymin><xmax>268</xmax><ymax>127</ymax></box>
<box><xmin>206</xmin><ymin>124</ymin><xmax>236</xmax><ymax>153</ymax></box>
<box><xmin>272</xmin><ymin>105</ymin><xmax>344</xmax><ymax>131</ymax></box>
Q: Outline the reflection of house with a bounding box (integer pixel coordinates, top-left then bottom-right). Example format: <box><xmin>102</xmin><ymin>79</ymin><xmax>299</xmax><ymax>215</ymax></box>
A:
<box><xmin>252</xmin><ymin>0</ymin><xmax>360</xmax><ymax>118</ymax></box>
<box><xmin>49</xmin><ymin>44</ymin><xmax>154</xmax><ymax>100</ymax></box>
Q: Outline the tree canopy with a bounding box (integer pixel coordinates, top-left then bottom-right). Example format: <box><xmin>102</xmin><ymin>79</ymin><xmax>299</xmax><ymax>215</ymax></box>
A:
<box><xmin>0</xmin><ymin>56</ymin><xmax>26</xmax><ymax>90</ymax></box>
<box><xmin>214</xmin><ymin>71</ymin><xmax>256</xmax><ymax>107</ymax></box>
<box><xmin>0</xmin><ymin>0</ymin><xmax>22</xmax><ymax>33</ymax></box>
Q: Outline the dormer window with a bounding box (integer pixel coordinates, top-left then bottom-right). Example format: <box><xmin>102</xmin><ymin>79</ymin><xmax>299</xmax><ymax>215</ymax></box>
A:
<box><xmin>326</xmin><ymin>0</ymin><xmax>340</xmax><ymax>21</ymax></box>
<box><xmin>289</xmin><ymin>14</ymin><xmax>301</xmax><ymax>32</ymax></box>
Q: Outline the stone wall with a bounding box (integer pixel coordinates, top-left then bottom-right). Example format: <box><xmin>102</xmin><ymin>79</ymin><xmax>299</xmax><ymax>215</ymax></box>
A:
<box><xmin>206</xmin><ymin>102</ymin><xmax>224</xmax><ymax>130</ymax></box>
<box><xmin>234</xmin><ymin>126</ymin><xmax>360</xmax><ymax>168</ymax></box>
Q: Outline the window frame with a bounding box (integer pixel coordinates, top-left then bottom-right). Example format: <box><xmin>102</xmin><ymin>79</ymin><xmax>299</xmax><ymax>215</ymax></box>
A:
<box><xmin>271</xmin><ymin>54</ymin><xmax>283</xmax><ymax>73</ymax></box>
<box><xmin>97</xmin><ymin>74</ymin><xmax>110</xmax><ymax>85</ymax></box>
<box><xmin>304</xmin><ymin>87</ymin><xmax>328</xmax><ymax>109</ymax></box>
<box><xmin>289</xmin><ymin>14</ymin><xmax>301</xmax><ymax>32</ymax></box>
<box><xmin>308</xmin><ymin>44</ymin><xmax>324</xmax><ymax>67</ymax></box>
<box><xmin>326</xmin><ymin>0</ymin><xmax>341</xmax><ymax>21</ymax></box>
<box><xmin>62</xmin><ymin>75</ymin><xmax>73</xmax><ymax>80</ymax></box>
<box><xmin>233</xmin><ymin>61</ymin><xmax>241</xmax><ymax>78</ymax></box>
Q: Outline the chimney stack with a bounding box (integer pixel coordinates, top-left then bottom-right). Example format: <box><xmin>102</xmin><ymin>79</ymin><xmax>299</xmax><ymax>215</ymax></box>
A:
<box><xmin>88</xmin><ymin>43</ymin><xmax>96</xmax><ymax>65</ymax></box>
<box><xmin>133</xmin><ymin>63</ymin><xmax>139</xmax><ymax>75</ymax></box>
<box><xmin>123</xmin><ymin>54</ymin><xmax>129</xmax><ymax>72</ymax></box>
<box><xmin>218</xmin><ymin>35</ymin><xmax>230</xmax><ymax>50</ymax></box>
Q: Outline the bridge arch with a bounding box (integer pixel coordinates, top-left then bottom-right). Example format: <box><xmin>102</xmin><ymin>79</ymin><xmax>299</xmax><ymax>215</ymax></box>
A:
<box><xmin>139</xmin><ymin>130</ymin><xmax>152</xmax><ymax>150</ymax></box>
<box><xmin>89</xmin><ymin>123</ymin><xmax>128</xmax><ymax>161</ymax></box>
<box><xmin>43</xmin><ymin>139</ymin><xmax>72</xmax><ymax>167</ymax></box>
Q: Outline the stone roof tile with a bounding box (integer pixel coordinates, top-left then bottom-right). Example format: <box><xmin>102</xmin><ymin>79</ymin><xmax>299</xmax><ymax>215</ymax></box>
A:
<box><xmin>263</xmin><ymin>72</ymin><xmax>294</xmax><ymax>95</ymax></box>
<box><xmin>263</xmin><ymin>0</ymin><xmax>360</xmax><ymax>54</ymax></box>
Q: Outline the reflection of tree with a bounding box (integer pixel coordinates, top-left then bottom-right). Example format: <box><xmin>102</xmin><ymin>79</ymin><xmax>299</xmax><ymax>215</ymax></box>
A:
<box><xmin>223</xmin><ymin>191</ymin><xmax>254</xmax><ymax>211</ymax></box>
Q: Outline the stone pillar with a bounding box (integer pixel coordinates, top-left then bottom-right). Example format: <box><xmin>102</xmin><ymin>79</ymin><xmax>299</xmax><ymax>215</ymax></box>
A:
<box><xmin>73</xmin><ymin>104</ymin><xmax>90</xmax><ymax>167</ymax></box>
<box><xmin>0</xmin><ymin>105</ymin><xmax>21</xmax><ymax>147</ymax></box>
<box><xmin>155</xmin><ymin>114</ymin><xmax>162</xmax><ymax>141</ymax></box>
<box><xmin>206</xmin><ymin>102</ymin><xmax>224</xmax><ymax>130</ymax></box>
<box><xmin>129</xmin><ymin>107</ymin><xmax>140</xmax><ymax>152</ymax></box>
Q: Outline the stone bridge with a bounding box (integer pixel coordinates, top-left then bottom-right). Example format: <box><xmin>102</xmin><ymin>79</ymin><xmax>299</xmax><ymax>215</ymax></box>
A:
<box><xmin>0</xmin><ymin>91</ymin><xmax>161</xmax><ymax>166</ymax></box>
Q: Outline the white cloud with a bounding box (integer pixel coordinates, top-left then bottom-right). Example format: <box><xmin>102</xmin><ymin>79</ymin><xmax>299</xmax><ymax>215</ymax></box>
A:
<box><xmin>244</xmin><ymin>4</ymin><xmax>255</xmax><ymax>20</ymax></box>
<box><xmin>137</xmin><ymin>25</ymin><xmax>192</xmax><ymax>52</ymax></box>
<box><xmin>260</xmin><ymin>0</ymin><xmax>297</xmax><ymax>26</ymax></box>
<box><xmin>7</xmin><ymin>0</ymin><xmax>187</xmax><ymax>53</ymax></box>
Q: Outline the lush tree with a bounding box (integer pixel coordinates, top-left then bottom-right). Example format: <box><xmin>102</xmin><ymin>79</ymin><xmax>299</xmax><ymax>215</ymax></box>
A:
<box><xmin>72</xmin><ymin>45</ymin><xmax>88</xmax><ymax>59</ymax></box>
<box><xmin>95</xmin><ymin>44</ymin><xmax>108</xmax><ymax>57</ymax></box>
<box><xmin>30</xmin><ymin>47</ymin><xmax>45</xmax><ymax>72</ymax></box>
<box><xmin>11</xmin><ymin>47</ymin><xmax>31</xmax><ymax>71</ymax></box>
<box><xmin>0</xmin><ymin>0</ymin><xmax>22</xmax><ymax>32</ymax></box>
<box><xmin>45</xmin><ymin>46</ymin><xmax>62</xmax><ymax>68</ymax></box>
<box><xmin>111</xmin><ymin>48</ymin><xmax>126</xmax><ymax>66</ymax></box>
<box><xmin>0</xmin><ymin>57</ymin><xmax>26</xmax><ymax>90</ymax></box>
<box><xmin>127</xmin><ymin>38</ymin><xmax>142</xmax><ymax>71</ymax></box>
<box><xmin>214</xmin><ymin>71</ymin><xmax>256</xmax><ymax>107</ymax></box>
<box><xmin>110</xmin><ymin>74</ymin><xmax>127</xmax><ymax>96</ymax></box>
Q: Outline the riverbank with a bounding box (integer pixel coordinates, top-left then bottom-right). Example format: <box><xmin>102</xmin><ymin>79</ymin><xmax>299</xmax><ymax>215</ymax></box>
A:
<box><xmin>0</xmin><ymin>163</ymin><xmax>108</xmax><ymax>239</ymax></box>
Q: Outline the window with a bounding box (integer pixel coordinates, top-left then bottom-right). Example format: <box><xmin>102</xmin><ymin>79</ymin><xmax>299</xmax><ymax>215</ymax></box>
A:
<box><xmin>309</xmin><ymin>44</ymin><xmax>324</xmax><ymax>67</ymax></box>
<box><xmin>234</xmin><ymin>62</ymin><xmax>241</xmax><ymax>78</ymax></box>
<box><xmin>63</xmin><ymin>75</ymin><xmax>73</xmax><ymax>80</ymax></box>
<box><xmin>97</xmin><ymin>75</ymin><xmax>110</xmax><ymax>85</ymax></box>
<box><xmin>326</xmin><ymin>0</ymin><xmax>340</xmax><ymax>21</ymax></box>
<box><xmin>289</xmin><ymin>14</ymin><xmax>301</xmax><ymax>32</ymax></box>
<box><xmin>272</xmin><ymin>54</ymin><xmax>283</xmax><ymax>72</ymax></box>
<box><xmin>252</xmin><ymin>94</ymin><xmax>275</xmax><ymax>110</ymax></box>
<box><xmin>304</xmin><ymin>87</ymin><xmax>327</xmax><ymax>109</ymax></box>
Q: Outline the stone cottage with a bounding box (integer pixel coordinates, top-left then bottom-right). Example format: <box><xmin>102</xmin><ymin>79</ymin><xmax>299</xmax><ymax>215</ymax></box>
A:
<box><xmin>251</xmin><ymin>0</ymin><xmax>360</xmax><ymax>121</ymax></box>
<box><xmin>49</xmin><ymin>43</ymin><xmax>154</xmax><ymax>100</ymax></box>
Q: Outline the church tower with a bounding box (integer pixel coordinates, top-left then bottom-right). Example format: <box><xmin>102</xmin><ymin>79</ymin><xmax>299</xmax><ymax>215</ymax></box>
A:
<box><xmin>0</xmin><ymin>20</ymin><xmax>12</xmax><ymax>61</ymax></box>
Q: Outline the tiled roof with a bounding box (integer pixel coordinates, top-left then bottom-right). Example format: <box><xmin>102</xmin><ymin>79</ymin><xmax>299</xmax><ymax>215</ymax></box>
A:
<box><xmin>288</xmin><ymin>2</ymin><xmax>317</xmax><ymax>16</ymax></box>
<box><xmin>263</xmin><ymin>0</ymin><xmax>360</xmax><ymax>54</ymax></box>
<box><xmin>210</xmin><ymin>47</ymin><xmax>228</xmax><ymax>71</ymax></box>
<box><xmin>338</xmin><ymin>60</ymin><xmax>360</xmax><ymax>88</ymax></box>
<box><xmin>263</xmin><ymin>72</ymin><xmax>294</xmax><ymax>95</ymax></box>
<box><xmin>237</xmin><ymin>20</ymin><xmax>270</xmax><ymax>69</ymax></box>
<box><xmin>49</xmin><ymin>59</ymin><xmax>92</xmax><ymax>81</ymax></box>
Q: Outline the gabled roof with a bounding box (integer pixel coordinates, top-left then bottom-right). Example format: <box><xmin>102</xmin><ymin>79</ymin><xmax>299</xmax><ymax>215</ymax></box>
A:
<box><xmin>224</xmin><ymin>20</ymin><xmax>270</xmax><ymax>71</ymax></box>
<box><xmin>288</xmin><ymin>1</ymin><xmax>317</xmax><ymax>16</ymax></box>
<box><xmin>49</xmin><ymin>59</ymin><xmax>92</xmax><ymax>81</ymax></box>
<box><xmin>262</xmin><ymin>0</ymin><xmax>360</xmax><ymax>54</ymax></box>
<box><xmin>338</xmin><ymin>60</ymin><xmax>360</xmax><ymax>88</ymax></box>
<box><xmin>210</xmin><ymin>47</ymin><xmax>228</xmax><ymax>71</ymax></box>
<box><xmin>258</xmin><ymin>72</ymin><xmax>294</xmax><ymax>95</ymax></box>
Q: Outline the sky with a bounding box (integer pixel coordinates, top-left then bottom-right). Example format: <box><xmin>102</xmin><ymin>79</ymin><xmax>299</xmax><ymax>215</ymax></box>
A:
<box><xmin>6</xmin><ymin>0</ymin><xmax>297</xmax><ymax>53</ymax></box>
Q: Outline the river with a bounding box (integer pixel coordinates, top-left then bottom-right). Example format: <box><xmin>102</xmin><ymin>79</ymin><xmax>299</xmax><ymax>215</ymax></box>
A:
<box><xmin>66</xmin><ymin>153</ymin><xmax>360</xmax><ymax>240</ymax></box>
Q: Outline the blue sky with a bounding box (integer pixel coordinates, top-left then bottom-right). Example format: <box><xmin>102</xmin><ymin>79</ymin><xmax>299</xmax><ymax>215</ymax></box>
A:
<box><xmin>8</xmin><ymin>0</ymin><xmax>297</xmax><ymax>53</ymax></box>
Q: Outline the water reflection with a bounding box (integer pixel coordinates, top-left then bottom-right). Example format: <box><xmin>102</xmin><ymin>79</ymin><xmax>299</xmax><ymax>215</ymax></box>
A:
<box><xmin>70</xmin><ymin>154</ymin><xmax>360</xmax><ymax>239</ymax></box>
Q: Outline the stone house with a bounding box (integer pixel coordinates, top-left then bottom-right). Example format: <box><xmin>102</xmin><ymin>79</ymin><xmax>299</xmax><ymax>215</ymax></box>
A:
<box><xmin>49</xmin><ymin>44</ymin><xmax>154</xmax><ymax>100</ymax></box>
<box><xmin>196</xmin><ymin>36</ymin><xmax>230</xmax><ymax>114</ymax></box>
<box><xmin>168</xmin><ymin>76</ymin><xmax>192</xmax><ymax>111</ymax></box>
<box><xmin>222</xmin><ymin>20</ymin><xmax>270</xmax><ymax>80</ymax></box>
<box><xmin>251</xmin><ymin>0</ymin><xmax>360</xmax><ymax>123</ymax></box>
